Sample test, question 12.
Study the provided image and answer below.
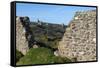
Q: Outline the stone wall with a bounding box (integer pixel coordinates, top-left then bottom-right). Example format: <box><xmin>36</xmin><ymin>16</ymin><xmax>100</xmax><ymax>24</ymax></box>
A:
<box><xmin>58</xmin><ymin>10</ymin><xmax>97</xmax><ymax>61</ymax></box>
<box><xmin>16</xmin><ymin>16</ymin><xmax>33</xmax><ymax>55</ymax></box>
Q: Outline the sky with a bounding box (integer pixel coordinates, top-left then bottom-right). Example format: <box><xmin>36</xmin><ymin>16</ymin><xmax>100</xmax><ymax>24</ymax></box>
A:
<box><xmin>16</xmin><ymin>3</ymin><xmax>96</xmax><ymax>25</ymax></box>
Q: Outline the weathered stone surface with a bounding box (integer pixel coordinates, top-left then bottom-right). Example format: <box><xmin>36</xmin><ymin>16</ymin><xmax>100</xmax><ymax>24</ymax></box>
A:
<box><xmin>33</xmin><ymin>44</ymin><xmax>39</xmax><ymax>48</ymax></box>
<box><xmin>58</xmin><ymin>10</ymin><xmax>97</xmax><ymax>61</ymax></box>
<box><xmin>54</xmin><ymin>50</ymin><xmax>59</xmax><ymax>56</ymax></box>
<box><xmin>16</xmin><ymin>16</ymin><xmax>32</xmax><ymax>55</ymax></box>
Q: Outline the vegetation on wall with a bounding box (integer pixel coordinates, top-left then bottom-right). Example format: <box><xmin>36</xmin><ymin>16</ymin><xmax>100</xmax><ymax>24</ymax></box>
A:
<box><xmin>16</xmin><ymin>50</ymin><xmax>24</xmax><ymax>63</ymax></box>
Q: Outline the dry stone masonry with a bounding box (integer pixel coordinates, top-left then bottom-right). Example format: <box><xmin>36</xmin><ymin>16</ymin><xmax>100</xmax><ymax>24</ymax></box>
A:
<box><xmin>16</xmin><ymin>16</ymin><xmax>33</xmax><ymax>55</ymax></box>
<box><xmin>58</xmin><ymin>10</ymin><xmax>97</xmax><ymax>61</ymax></box>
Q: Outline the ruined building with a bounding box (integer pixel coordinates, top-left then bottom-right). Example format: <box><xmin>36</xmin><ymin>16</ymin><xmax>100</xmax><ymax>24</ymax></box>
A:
<box><xmin>58</xmin><ymin>10</ymin><xmax>97</xmax><ymax>61</ymax></box>
<box><xmin>16</xmin><ymin>16</ymin><xmax>34</xmax><ymax>55</ymax></box>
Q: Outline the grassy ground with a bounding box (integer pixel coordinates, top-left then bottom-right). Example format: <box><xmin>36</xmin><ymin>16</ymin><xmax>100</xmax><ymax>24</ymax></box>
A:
<box><xmin>16</xmin><ymin>47</ymin><xmax>71</xmax><ymax>65</ymax></box>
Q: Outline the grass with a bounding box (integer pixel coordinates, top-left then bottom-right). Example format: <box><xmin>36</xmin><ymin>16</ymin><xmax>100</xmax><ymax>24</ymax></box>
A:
<box><xmin>16</xmin><ymin>47</ymin><xmax>71</xmax><ymax>65</ymax></box>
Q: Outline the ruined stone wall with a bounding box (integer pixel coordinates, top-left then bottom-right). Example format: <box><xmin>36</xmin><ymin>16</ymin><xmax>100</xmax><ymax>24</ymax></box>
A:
<box><xmin>16</xmin><ymin>17</ymin><xmax>31</xmax><ymax>55</ymax></box>
<box><xmin>58</xmin><ymin>10</ymin><xmax>97</xmax><ymax>61</ymax></box>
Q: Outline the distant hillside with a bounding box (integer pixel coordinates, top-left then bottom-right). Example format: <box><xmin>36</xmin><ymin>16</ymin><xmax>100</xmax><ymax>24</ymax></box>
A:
<box><xmin>30</xmin><ymin>21</ymin><xmax>67</xmax><ymax>49</ymax></box>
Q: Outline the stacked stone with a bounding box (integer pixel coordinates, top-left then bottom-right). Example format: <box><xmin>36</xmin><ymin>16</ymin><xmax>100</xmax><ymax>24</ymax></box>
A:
<box><xmin>16</xmin><ymin>17</ymin><xmax>30</xmax><ymax>55</ymax></box>
<box><xmin>58</xmin><ymin>10</ymin><xmax>96</xmax><ymax>61</ymax></box>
